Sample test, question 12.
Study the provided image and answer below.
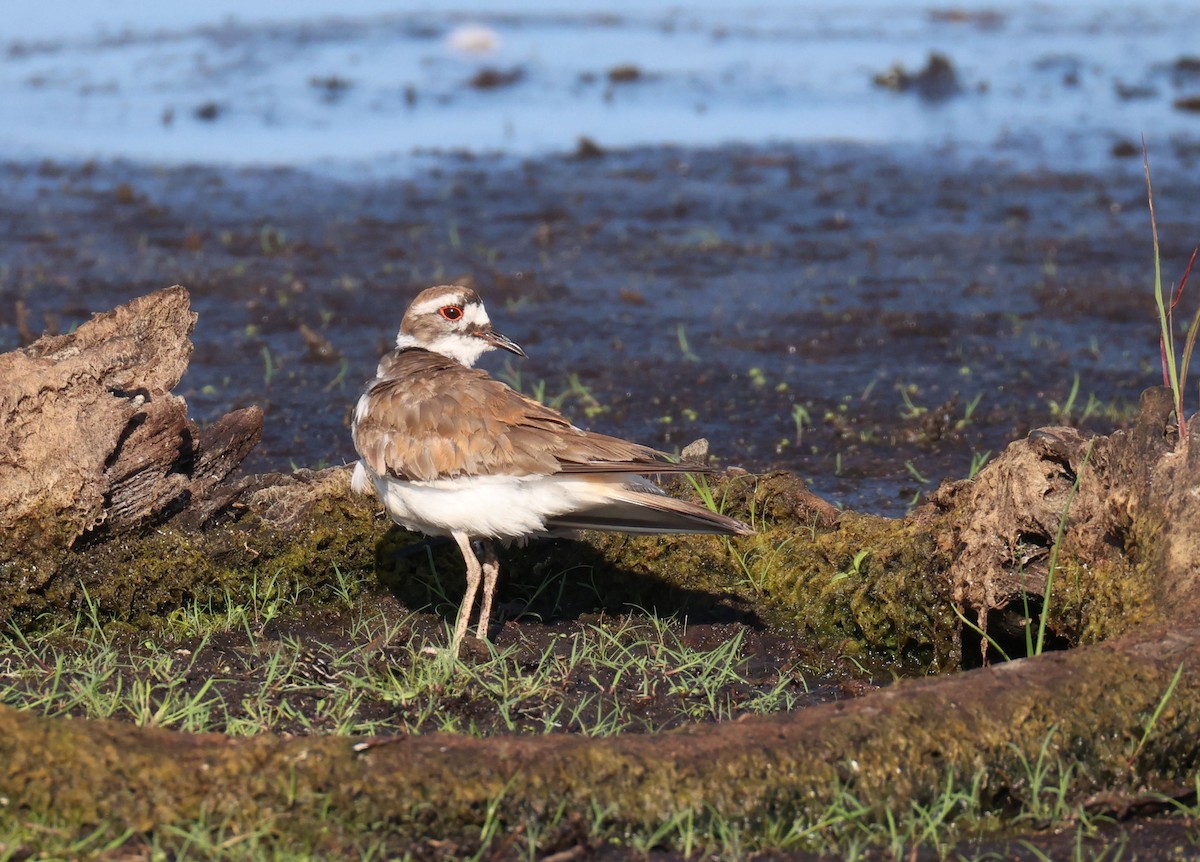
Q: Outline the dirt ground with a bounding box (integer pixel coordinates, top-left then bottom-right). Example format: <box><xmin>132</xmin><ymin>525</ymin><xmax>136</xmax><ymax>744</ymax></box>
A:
<box><xmin>3</xmin><ymin>143</ymin><xmax>1200</xmax><ymax>857</ymax></box>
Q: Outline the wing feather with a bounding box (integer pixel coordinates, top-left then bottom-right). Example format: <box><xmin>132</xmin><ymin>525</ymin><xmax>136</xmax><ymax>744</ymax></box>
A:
<box><xmin>352</xmin><ymin>349</ymin><xmax>702</xmax><ymax>481</ymax></box>
<box><xmin>544</xmin><ymin>489</ymin><xmax>753</xmax><ymax>536</ymax></box>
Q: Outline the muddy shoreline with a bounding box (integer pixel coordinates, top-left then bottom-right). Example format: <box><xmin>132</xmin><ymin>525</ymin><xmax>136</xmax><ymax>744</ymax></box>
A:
<box><xmin>1</xmin><ymin>143</ymin><xmax>1195</xmax><ymax>515</ymax></box>
<box><xmin>4</xmin><ymin>141</ymin><xmax>1200</xmax><ymax>857</ymax></box>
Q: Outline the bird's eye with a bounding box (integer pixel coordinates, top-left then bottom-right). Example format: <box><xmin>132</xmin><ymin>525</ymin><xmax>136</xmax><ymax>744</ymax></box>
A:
<box><xmin>440</xmin><ymin>305</ymin><xmax>464</xmax><ymax>321</ymax></box>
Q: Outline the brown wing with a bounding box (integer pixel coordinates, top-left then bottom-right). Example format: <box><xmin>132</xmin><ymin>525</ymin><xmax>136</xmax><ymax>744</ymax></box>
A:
<box><xmin>352</xmin><ymin>349</ymin><xmax>704</xmax><ymax>481</ymax></box>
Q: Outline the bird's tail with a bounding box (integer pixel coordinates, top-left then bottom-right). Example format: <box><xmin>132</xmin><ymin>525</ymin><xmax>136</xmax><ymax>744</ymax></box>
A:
<box><xmin>543</xmin><ymin>489</ymin><xmax>753</xmax><ymax>536</ymax></box>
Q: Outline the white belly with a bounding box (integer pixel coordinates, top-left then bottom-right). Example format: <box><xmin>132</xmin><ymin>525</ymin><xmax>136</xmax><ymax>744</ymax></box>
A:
<box><xmin>358</xmin><ymin>463</ymin><xmax>653</xmax><ymax>540</ymax></box>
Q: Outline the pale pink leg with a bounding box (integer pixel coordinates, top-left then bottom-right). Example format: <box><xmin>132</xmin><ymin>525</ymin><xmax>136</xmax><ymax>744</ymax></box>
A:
<box><xmin>475</xmin><ymin>539</ymin><xmax>500</xmax><ymax>641</ymax></box>
<box><xmin>450</xmin><ymin>531</ymin><xmax>482</xmax><ymax>655</ymax></box>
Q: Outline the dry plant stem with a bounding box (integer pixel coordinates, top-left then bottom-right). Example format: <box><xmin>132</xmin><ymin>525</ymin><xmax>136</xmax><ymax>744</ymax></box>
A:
<box><xmin>1143</xmin><ymin>147</ymin><xmax>1200</xmax><ymax>444</ymax></box>
<box><xmin>1175</xmin><ymin>246</ymin><xmax>1200</xmax><ymax>448</ymax></box>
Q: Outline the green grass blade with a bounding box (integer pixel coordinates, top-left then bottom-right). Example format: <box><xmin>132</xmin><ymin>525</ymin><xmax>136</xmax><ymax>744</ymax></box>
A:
<box><xmin>1129</xmin><ymin>661</ymin><xmax>1185</xmax><ymax>766</ymax></box>
<box><xmin>1144</xmin><ymin>146</ymin><xmax>1179</xmax><ymax>401</ymax></box>
<box><xmin>1035</xmin><ymin>443</ymin><xmax>1093</xmax><ymax>655</ymax></box>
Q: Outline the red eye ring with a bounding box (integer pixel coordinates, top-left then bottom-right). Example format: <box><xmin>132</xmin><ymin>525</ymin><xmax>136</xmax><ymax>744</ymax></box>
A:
<box><xmin>439</xmin><ymin>305</ymin><xmax>464</xmax><ymax>321</ymax></box>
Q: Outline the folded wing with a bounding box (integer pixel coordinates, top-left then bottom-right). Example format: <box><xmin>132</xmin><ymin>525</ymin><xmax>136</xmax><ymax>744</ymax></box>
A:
<box><xmin>355</xmin><ymin>349</ymin><xmax>705</xmax><ymax>481</ymax></box>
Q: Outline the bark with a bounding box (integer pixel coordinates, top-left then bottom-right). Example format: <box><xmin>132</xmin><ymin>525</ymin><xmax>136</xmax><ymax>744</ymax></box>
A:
<box><xmin>0</xmin><ymin>286</ymin><xmax>261</xmax><ymax>565</ymax></box>
<box><xmin>2</xmin><ymin>288</ymin><xmax>1200</xmax><ymax>844</ymax></box>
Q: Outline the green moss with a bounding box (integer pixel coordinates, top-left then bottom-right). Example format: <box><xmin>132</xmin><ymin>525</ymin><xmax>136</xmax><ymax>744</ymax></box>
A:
<box><xmin>0</xmin><ymin>464</ymin><xmax>1158</xmax><ymax>677</ymax></box>
<box><xmin>1045</xmin><ymin>511</ymin><xmax>1164</xmax><ymax>645</ymax></box>
<box><xmin>3</xmin><ymin>624</ymin><xmax>1200</xmax><ymax>853</ymax></box>
<box><xmin>749</xmin><ymin>513</ymin><xmax>957</xmax><ymax>670</ymax></box>
<box><xmin>0</xmin><ymin>483</ymin><xmax>389</xmax><ymax>634</ymax></box>
<box><xmin>524</xmin><ymin>475</ymin><xmax>959</xmax><ymax>672</ymax></box>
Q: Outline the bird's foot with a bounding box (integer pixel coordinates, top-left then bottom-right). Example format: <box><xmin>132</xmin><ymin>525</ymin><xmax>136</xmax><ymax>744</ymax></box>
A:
<box><xmin>421</xmin><ymin>634</ymin><xmax>490</xmax><ymax>660</ymax></box>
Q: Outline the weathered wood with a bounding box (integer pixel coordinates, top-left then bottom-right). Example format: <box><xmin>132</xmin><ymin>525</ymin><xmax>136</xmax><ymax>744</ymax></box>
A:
<box><xmin>0</xmin><ymin>287</ymin><xmax>261</xmax><ymax>568</ymax></box>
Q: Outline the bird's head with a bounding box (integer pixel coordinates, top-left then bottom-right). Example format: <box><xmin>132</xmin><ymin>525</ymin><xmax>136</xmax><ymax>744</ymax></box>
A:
<box><xmin>395</xmin><ymin>285</ymin><xmax>525</xmax><ymax>367</ymax></box>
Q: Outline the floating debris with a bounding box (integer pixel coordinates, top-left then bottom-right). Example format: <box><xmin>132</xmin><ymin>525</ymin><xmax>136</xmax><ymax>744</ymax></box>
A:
<box><xmin>468</xmin><ymin>66</ymin><xmax>524</xmax><ymax>90</ymax></box>
<box><xmin>872</xmin><ymin>52</ymin><xmax>962</xmax><ymax>100</ymax></box>
<box><xmin>446</xmin><ymin>23</ymin><xmax>500</xmax><ymax>55</ymax></box>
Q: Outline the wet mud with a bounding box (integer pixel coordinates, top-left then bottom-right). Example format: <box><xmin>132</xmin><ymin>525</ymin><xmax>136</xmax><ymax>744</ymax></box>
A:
<box><xmin>0</xmin><ymin>595</ymin><xmax>854</xmax><ymax>738</ymax></box>
<box><xmin>0</xmin><ymin>144</ymin><xmax>1192</xmax><ymax>515</ymax></box>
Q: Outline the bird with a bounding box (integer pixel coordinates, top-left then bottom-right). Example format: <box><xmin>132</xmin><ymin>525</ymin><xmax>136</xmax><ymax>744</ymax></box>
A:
<box><xmin>351</xmin><ymin>284</ymin><xmax>753</xmax><ymax>655</ymax></box>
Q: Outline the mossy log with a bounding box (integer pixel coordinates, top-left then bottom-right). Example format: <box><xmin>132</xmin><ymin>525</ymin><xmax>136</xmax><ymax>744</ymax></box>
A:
<box><xmin>2</xmin><ymin>287</ymin><xmax>1200</xmax><ymax>842</ymax></box>
<box><xmin>2</xmin><ymin>622</ymin><xmax>1197</xmax><ymax>845</ymax></box>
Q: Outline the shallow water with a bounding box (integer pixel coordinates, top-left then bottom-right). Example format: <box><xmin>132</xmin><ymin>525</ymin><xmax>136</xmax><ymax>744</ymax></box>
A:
<box><xmin>2</xmin><ymin>144</ymin><xmax>1191</xmax><ymax>515</ymax></box>
<box><xmin>4</xmin><ymin>1</ymin><xmax>1200</xmax><ymax>169</ymax></box>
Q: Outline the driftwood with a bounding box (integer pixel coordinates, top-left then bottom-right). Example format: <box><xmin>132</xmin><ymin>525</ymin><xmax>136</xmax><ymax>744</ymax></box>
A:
<box><xmin>0</xmin><ymin>287</ymin><xmax>261</xmax><ymax>556</ymax></box>
<box><xmin>2</xmin><ymin>287</ymin><xmax>1199</xmax><ymax>843</ymax></box>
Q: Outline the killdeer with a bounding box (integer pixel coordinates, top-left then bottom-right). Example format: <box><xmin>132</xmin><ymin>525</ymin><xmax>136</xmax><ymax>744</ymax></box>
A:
<box><xmin>351</xmin><ymin>284</ymin><xmax>752</xmax><ymax>655</ymax></box>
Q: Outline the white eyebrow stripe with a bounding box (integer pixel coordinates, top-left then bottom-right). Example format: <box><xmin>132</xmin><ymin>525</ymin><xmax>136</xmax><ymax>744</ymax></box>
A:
<box><xmin>406</xmin><ymin>297</ymin><xmax>491</xmax><ymax>328</ymax></box>
<box><xmin>407</xmin><ymin>295</ymin><xmax>465</xmax><ymax>317</ymax></box>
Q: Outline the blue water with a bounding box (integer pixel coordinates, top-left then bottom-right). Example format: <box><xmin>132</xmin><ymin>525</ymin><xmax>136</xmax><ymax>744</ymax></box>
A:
<box><xmin>3</xmin><ymin>1</ymin><xmax>1200</xmax><ymax>169</ymax></box>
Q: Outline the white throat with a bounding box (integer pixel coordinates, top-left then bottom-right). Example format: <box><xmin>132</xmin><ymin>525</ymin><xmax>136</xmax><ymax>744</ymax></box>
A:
<box><xmin>396</xmin><ymin>332</ymin><xmax>491</xmax><ymax>367</ymax></box>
